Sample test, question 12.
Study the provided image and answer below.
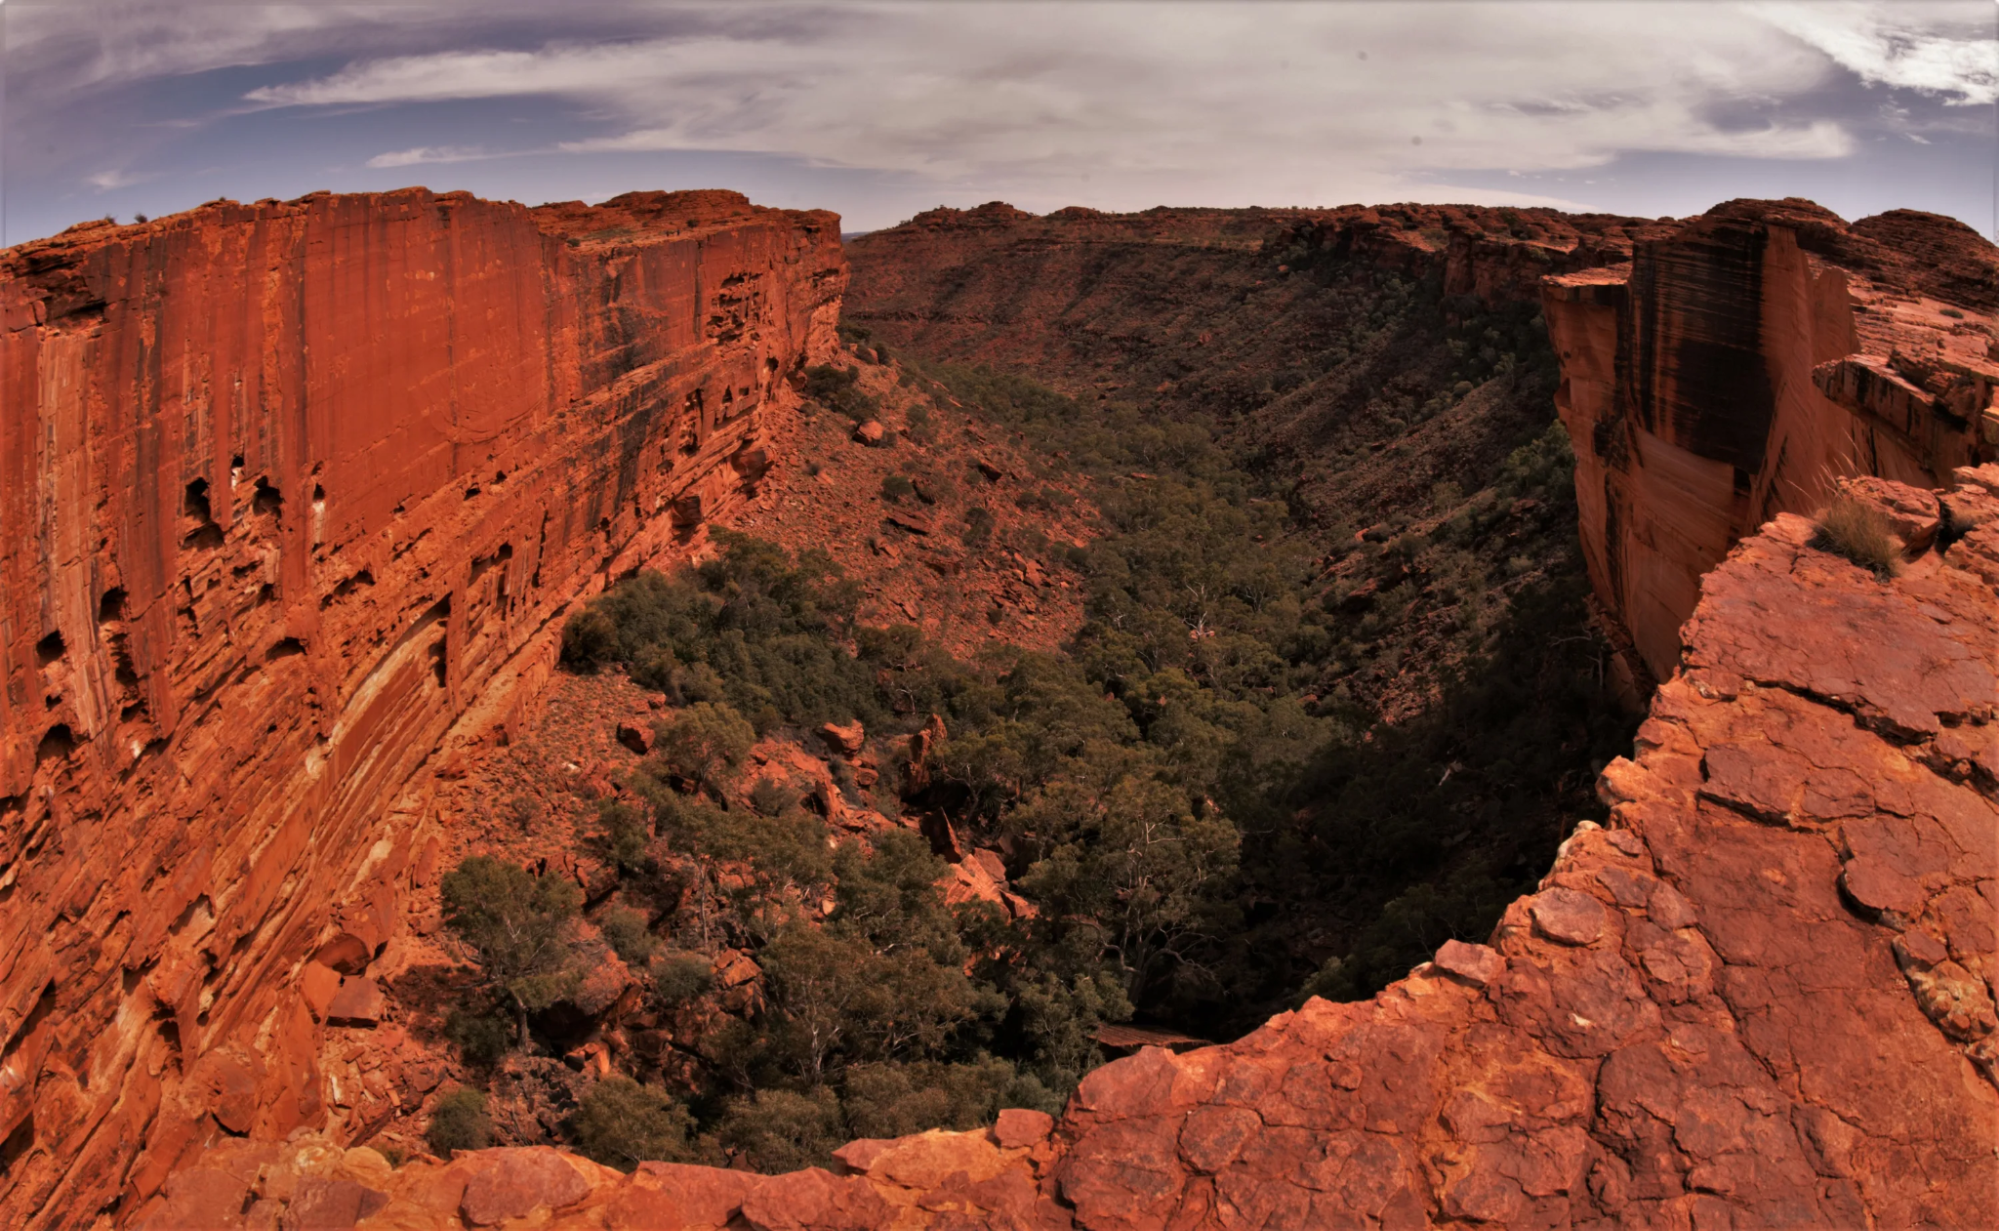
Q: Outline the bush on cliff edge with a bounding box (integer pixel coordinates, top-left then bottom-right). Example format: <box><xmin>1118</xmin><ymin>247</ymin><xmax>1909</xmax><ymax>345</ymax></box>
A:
<box><xmin>1812</xmin><ymin>494</ymin><xmax>1901</xmax><ymax>579</ymax></box>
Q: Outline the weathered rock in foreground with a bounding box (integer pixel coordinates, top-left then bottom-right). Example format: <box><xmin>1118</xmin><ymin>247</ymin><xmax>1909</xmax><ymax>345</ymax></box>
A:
<box><xmin>142</xmin><ymin>474</ymin><xmax>1997</xmax><ymax>1227</ymax></box>
<box><xmin>1544</xmin><ymin>198</ymin><xmax>1999</xmax><ymax>683</ymax></box>
<box><xmin>0</xmin><ymin>188</ymin><xmax>844</xmax><ymax>1226</ymax></box>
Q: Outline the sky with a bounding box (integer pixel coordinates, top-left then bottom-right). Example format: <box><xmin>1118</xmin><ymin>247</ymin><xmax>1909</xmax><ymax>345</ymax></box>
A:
<box><xmin>2</xmin><ymin>1</ymin><xmax>1995</xmax><ymax>246</ymax></box>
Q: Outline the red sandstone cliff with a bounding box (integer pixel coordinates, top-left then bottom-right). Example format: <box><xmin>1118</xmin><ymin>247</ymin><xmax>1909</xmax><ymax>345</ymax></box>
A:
<box><xmin>0</xmin><ymin>188</ymin><xmax>844</xmax><ymax>1225</ymax></box>
<box><xmin>1543</xmin><ymin>199</ymin><xmax>1999</xmax><ymax>682</ymax></box>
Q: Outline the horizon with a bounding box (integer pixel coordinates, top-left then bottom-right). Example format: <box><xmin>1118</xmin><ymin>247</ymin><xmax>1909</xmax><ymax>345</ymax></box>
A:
<box><xmin>3</xmin><ymin>1</ymin><xmax>1995</xmax><ymax>248</ymax></box>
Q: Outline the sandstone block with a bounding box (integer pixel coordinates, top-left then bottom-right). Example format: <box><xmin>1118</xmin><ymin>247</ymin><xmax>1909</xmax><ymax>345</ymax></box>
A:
<box><xmin>284</xmin><ymin>1176</ymin><xmax>388</xmax><ymax>1230</ymax></box>
<box><xmin>852</xmin><ymin>420</ymin><xmax>886</xmax><ymax>446</ymax></box>
<box><xmin>992</xmin><ymin>1108</ymin><xmax>1055</xmax><ymax>1150</ymax></box>
<box><xmin>830</xmin><ymin>1138</ymin><xmax>898</xmax><ymax>1174</ymax></box>
<box><xmin>1530</xmin><ymin>888</ymin><xmax>1608</xmax><ymax>946</ymax></box>
<box><xmin>817</xmin><ymin>721</ymin><xmax>865</xmax><ymax>756</ymax></box>
<box><xmin>634</xmin><ymin>1163</ymin><xmax>762</xmax><ymax>1226</ymax></box>
<box><xmin>1433</xmin><ymin>938</ymin><xmax>1504</xmax><ymax>986</ymax></box>
<box><xmin>324</xmin><ymin>978</ymin><xmax>386</xmax><ymax>1028</ymax></box>
<box><xmin>459</xmin><ymin>1148</ymin><xmax>594</xmax><ymax>1226</ymax></box>
<box><xmin>712</xmin><ymin>948</ymin><xmax>762</xmax><ymax>989</ymax></box>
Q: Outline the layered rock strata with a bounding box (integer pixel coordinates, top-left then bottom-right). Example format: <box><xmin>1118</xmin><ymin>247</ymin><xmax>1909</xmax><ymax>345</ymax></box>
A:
<box><xmin>1543</xmin><ymin>199</ymin><xmax>1999</xmax><ymax>681</ymax></box>
<box><xmin>139</xmin><ymin>470</ymin><xmax>1998</xmax><ymax>1229</ymax></box>
<box><xmin>0</xmin><ymin>188</ymin><xmax>844</xmax><ymax>1225</ymax></box>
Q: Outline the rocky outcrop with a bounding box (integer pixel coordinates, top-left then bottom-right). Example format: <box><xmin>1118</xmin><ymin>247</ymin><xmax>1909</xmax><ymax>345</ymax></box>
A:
<box><xmin>0</xmin><ymin>188</ymin><xmax>843</xmax><ymax>1225</ymax></box>
<box><xmin>144</xmin><ymin>467</ymin><xmax>1999</xmax><ymax>1229</ymax></box>
<box><xmin>1543</xmin><ymin>199</ymin><xmax>1999</xmax><ymax>682</ymax></box>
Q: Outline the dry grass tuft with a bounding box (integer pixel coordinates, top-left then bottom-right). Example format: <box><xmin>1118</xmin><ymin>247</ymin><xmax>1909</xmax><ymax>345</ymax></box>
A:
<box><xmin>1811</xmin><ymin>495</ymin><xmax>1901</xmax><ymax>579</ymax></box>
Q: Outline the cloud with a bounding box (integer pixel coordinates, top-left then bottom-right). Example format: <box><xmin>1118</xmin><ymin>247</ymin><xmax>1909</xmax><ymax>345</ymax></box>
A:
<box><xmin>13</xmin><ymin>1</ymin><xmax>1987</xmax><ymax>231</ymax></box>
<box><xmin>1755</xmin><ymin>2</ymin><xmax>1999</xmax><ymax>105</ymax></box>
<box><xmin>230</xmin><ymin>1</ymin><xmax>1875</xmax><ymax>214</ymax></box>
<box><xmin>86</xmin><ymin>169</ymin><xmax>155</xmax><ymax>191</ymax></box>
<box><xmin>366</xmin><ymin>145</ymin><xmax>511</xmax><ymax>169</ymax></box>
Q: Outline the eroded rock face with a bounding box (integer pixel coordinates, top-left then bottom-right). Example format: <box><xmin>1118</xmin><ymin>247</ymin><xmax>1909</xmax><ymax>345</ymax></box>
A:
<box><xmin>143</xmin><ymin>472</ymin><xmax>1998</xmax><ymax>1230</ymax></box>
<box><xmin>1543</xmin><ymin>198</ymin><xmax>1999</xmax><ymax>682</ymax></box>
<box><xmin>0</xmin><ymin>188</ymin><xmax>843</xmax><ymax>1225</ymax></box>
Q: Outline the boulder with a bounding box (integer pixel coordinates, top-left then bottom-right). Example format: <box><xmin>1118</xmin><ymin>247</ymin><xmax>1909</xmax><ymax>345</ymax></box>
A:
<box><xmin>458</xmin><ymin>1148</ymin><xmax>594</xmax><ymax>1226</ymax></box>
<box><xmin>616</xmin><ymin>721</ymin><xmax>654</xmax><ymax>755</ymax></box>
<box><xmin>324</xmin><ymin>978</ymin><xmax>386</xmax><ymax>1028</ymax></box>
<box><xmin>992</xmin><ymin>1108</ymin><xmax>1055</xmax><ymax>1149</ymax></box>
<box><xmin>817</xmin><ymin>720</ymin><xmax>865</xmax><ymax>756</ymax></box>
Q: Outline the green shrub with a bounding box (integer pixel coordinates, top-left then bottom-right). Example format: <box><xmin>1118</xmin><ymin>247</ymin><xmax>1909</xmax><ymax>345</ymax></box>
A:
<box><xmin>905</xmin><ymin>404</ymin><xmax>936</xmax><ymax>446</ymax></box>
<box><xmin>443</xmin><ymin>1005</ymin><xmax>512</xmax><ymax>1067</ymax></box>
<box><xmin>559</xmin><ymin>533</ymin><xmax>882</xmax><ymax>731</ymax></box>
<box><xmin>840</xmin><ymin>1058</ymin><xmax>1014</xmax><ymax>1139</ymax></box>
<box><xmin>597</xmin><ymin>800</ymin><xmax>650</xmax><ymax>874</ymax></box>
<box><xmin>569</xmin><ymin>1077</ymin><xmax>697</xmax><ymax>1170</ymax></box>
<box><xmin>652</xmin><ymin>702</ymin><xmax>756</xmax><ymax>794</ymax></box>
<box><xmin>749</xmin><ymin>777</ymin><xmax>796</xmax><ymax>817</ymax></box>
<box><xmin>1812</xmin><ymin>495</ymin><xmax>1900</xmax><ymax>578</ymax></box>
<box><xmin>599</xmin><ymin>904</ymin><xmax>658</xmax><ymax>963</ymax></box>
<box><xmin>440</xmin><ymin>856</ymin><xmax>584</xmax><ymax>1046</ymax></box>
<box><xmin>716</xmin><ymin>1087</ymin><xmax>844</xmax><ymax>1173</ymax></box>
<box><xmin>881</xmin><ymin>473</ymin><xmax>916</xmax><ymax>503</ymax></box>
<box><xmin>961</xmin><ymin>505</ymin><xmax>995</xmax><ymax>550</ymax></box>
<box><xmin>651</xmin><ymin>952</ymin><xmax>714</xmax><ymax>1007</ymax></box>
<box><xmin>802</xmin><ymin>364</ymin><xmax>878</xmax><ymax>422</ymax></box>
<box><xmin>426</xmin><ymin>1086</ymin><xmax>492</xmax><ymax>1156</ymax></box>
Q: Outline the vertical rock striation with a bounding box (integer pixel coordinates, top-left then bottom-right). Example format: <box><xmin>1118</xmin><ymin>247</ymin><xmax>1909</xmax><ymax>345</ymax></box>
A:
<box><xmin>0</xmin><ymin>188</ymin><xmax>843</xmax><ymax>1225</ymax></box>
<box><xmin>1544</xmin><ymin>198</ymin><xmax>1999</xmax><ymax>682</ymax></box>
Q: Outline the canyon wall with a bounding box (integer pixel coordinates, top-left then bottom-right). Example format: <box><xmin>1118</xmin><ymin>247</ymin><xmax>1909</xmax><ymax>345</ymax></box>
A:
<box><xmin>141</xmin><ymin>466</ymin><xmax>1999</xmax><ymax>1230</ymax></box>
<box><xmin>0</xmin><ymin>188</ymin><xmax>844</xmax><ymax>1225</ymax></box>
<box><xmin>1544</xmin><ymin>198</ymin><xmax>1999</xmax><ymax>682</ymax></box>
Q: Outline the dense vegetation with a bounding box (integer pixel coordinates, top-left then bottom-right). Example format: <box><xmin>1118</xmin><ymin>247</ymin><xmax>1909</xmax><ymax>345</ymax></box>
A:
<box><xmin>434</xmin><ymin>249</ymin><xmax>1638</xmax><ymax>1172</ymax></box>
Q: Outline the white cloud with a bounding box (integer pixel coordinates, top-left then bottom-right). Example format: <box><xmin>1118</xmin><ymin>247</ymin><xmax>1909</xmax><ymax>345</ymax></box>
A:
<box><xmin>1755</xmin><ymin>2</ymin><xmax>1999</xmax><ymax>105</ymax></box>
<box><xmin>366</xmin><ymin>145</ymin><xmax>509</xmax><ymax>169</ymax></box>
<box><xmin>230</xmin><ymin>2</ymin><xmax>1874</xmax><ymax>212</ymax></box>
<box><xmin>86</xmin><ymin>169</ymin><xmax>154</xmax><ymax>191</ymax></box>
<box><xmin>18</xmin><ymin>1</ymin><xmax>1987</xmax><ymax>228</ymax></box>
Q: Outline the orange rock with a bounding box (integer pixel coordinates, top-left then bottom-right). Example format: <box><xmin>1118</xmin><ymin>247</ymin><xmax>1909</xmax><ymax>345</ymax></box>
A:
<box><xmin>299</xmin><ymin>962</ymin><xmax>344</xmax><ymax>1022</ymax></box>
<box><xmin>852</xmin><ymin>420</ymin><xmax>886</xmax><ymax>447</ymax></box>
<box><xmin>632</xmin><ymin>1162</ymin><xmax>762</xmax><ymax>1227</ymax></box>
<box><xmin>459</xmin><ymin>1148</ymin><xmax>595</xmax><ymax>1226</ymax></box>
<box><xmin>1431</xmin><ymin>938</ymin><xmax>1503</xmax><ymax>987</ymax></box>
<box><xmin>711</xmin><ymin>948</ymin><xmax>762</xmax><ymax>989</ymax></box>
<box><xmin>992</xmin><ymin>1108</ymin><xmax>1054</xmax><ymax>1149</ymax></box>
<box><xmin>324</xmin><ymin>978</ymin><xmax>386</xmax><ymax>1028</ymax></box>
<box><xmin>616</xmin><ymin>722</ymin><xmax>655</xmax><ymax>755</ymax></box>
<box><xmin>816</xmin><ymin>721</ymin><xmax>865</xmax><ymax>756</ymax></box>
